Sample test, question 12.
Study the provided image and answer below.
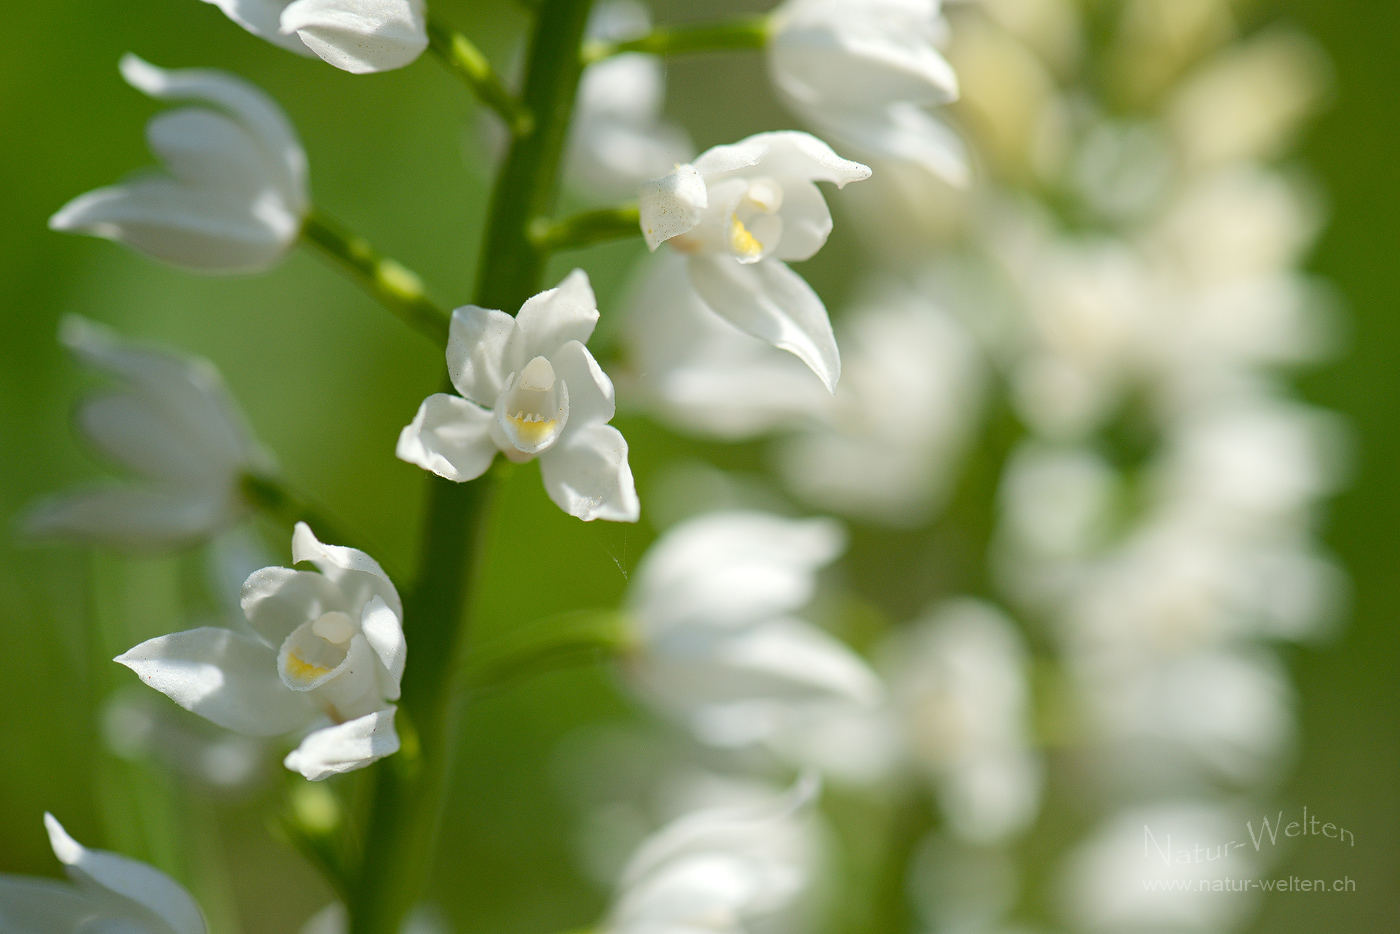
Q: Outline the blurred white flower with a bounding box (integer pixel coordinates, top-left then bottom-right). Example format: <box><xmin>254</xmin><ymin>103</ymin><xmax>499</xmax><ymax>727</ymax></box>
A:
<box><xmin>117</xmin><ymin>522</ymin><xmax>404</xmax><ymax>781</ymax></box>
<box><xmin>0</xmin><ymin>814</ymin><xmax>206</xmax><ymax>934</ymax></box>
<box><xmin>50</xmin><ymin>55</ymin><xmax>308</xmax><ymax>273</ymax></box>
<box><xmin>1150</xmin><ymin>400</ymin><xmax>1345</xmax><ymax>536</ymax></box>
<box><xmin>768</xmin><ymin>0</ymin><xmax>968</xmax><ymax>186</ymax></box>
<box><xmin>200</xmin><ymin>0</ymin><xmax>428</xmax><ymax>73</ymax></box>
<box><xmin>882</xmin><ymin>599</ymin><xmax>1043</xmax><ymax>843</ymax></box>
<box><xmin>615</xmin><ymin>253</ymin><xmax>831</xmax><ymax>440</ymax></box>
<box><xmin>623</xmin><ymin>511</ymin><xmax>885</xmax><ymax>774</ymax></box>
<box><xmin>777</xmin><ymin>286</ymin><xmax>986</xmax><ymax>526</ymax></box>
<box><xmin>992</xmin><ymin>228</ymin><xmax>1154</xmax><ymax>439</ymax></box>
<box><xmin>21</xmin><ymin>316</ymin><xmax>275</xmax><ymax>549</ymax></box>
<box><xmin>1073</xmin><ymin>648</ymin><xmax>1295</xmax><ymax>786</ymax></box>
<box><xmin>103</xmin><ymin>688</ymin><xmax>268</xmax><ymax>792</ymax></box>
<box><xmin>568</xmin><ymin>1</ymin><xmax>693</xmax><ymax>198</ymax></box>
<box><xmin>602</xmin><ymin>775</ymin><xmax>821</xmax><ymax>934</ymax></box>
<box><xmin>1168</xmin><ymin>29</ymin><xmax>1329</xmax><ymax>171</ymax></box>
<box><xmin>1059</xmin><ymin>802</ymin><xmax>1261</xmax><ymax>934</ymax></box>
<box><xmin>397</xmin><ymin>270</ymin><xmax>639</xmax><ymax>522</ymax></box>
<box><xmin>997</xmin><ymin>444</ymin><xmax>1117</xmax><ymax>561</ymax></box>
<box><xmin>639</xmin><ymin>131</ymin><xmax>872</xmax><ymax>392</ymax></box>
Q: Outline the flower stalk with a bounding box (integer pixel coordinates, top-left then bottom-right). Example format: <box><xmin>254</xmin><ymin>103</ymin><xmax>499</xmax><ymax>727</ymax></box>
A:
<box><xmin>300</xmin><ymin>211</ymin><xmax>451</xmax><ymax>346</ymax></box>
<box><xmin>426</xmin><ymin>16</ymin><xmax>535</xmax><ymax>136</ymax></box>
<box><xmin>582</xmin><ymin>15</ymin><xmax>772</xmax><ymax>64</ymax></box>
<box><xmin>528</xmin><ymin>205</ymin><xmax>641</xmax><ymax>253</ymax></box>
<box><xmin>345</xmin><ymin>3</ymin><xmax>599</xmax><ymax>933</ymax></box>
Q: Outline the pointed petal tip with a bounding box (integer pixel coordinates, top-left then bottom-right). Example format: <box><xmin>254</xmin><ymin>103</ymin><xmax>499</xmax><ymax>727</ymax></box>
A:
<box><xmin>290</xmin><ymin>521</ymin><xmax>319</xmax><ymax>564</ymax></box>
<box><xmin>838</xmin><ymin>161</ymin><xmax>873</xmax><ymax>188</ymax></box>
<box><xmin>118</xmin><ymin>53</ymin><xmax>165</xmax><ymax>94</ymax></box>
<box><xmin>43</xmin><ymin>813</ymin><xmax>83</xmax><ymax>865</ymax></box>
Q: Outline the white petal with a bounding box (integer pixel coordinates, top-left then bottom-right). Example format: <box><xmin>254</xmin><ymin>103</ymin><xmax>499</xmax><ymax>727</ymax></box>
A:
<box><xmin>300</xmin><ymin>903</ymin><xmax>347</xmax><ymax>934</ymax></box>
<box><xmin>770</xmin><ymin>178</ymin><xmax>831</xmax><ymax>262</ymax></box>
<box><xmin>201</xmin><ymin>0</ymin><xmax>317</xmax><ymax>55</ymax></box>
<box><xmin>396</xmin><ymin>393</ymin><xmax>499</xmax><ymax>482</ymax></box>
<box><xmin>639</xmin><ymin>164</ymin><xmax>707</xmax><ymax>250</ymax></box>
<box><xmin>0</xmin><ymin>877</ymin><xmax>93</xmax><ymax>934</ymax></box>
<box><xmin>58</xmin><ymin>315</ymin><xmax>270</xmax><ymax>476</ymax></box>
<box><xmin>510</xmin><ymin>269</ymin><xmax>600</xmax><ymax>359</ymax></box>
<box><xmin>117</xmin><ymin>627</ymin><xmax>314</xmax><ymax>736</ymax></box>
<box><xmin>361</xmin><ymin>595</ymin><xmax>405</xmax><ymax>700</ymax></box>
<box><xmin>44</xmin><ymin>814</ymin><xmax>207</xmax><ymax>934</ymax></box>
<box><xmin>538</xmin><ymin>423</ymin><xmax>640</xmax><ymax>522</ymax></box>
<box><xmin>48</xmin><ymin>179</ymin><xmax>299</xmax><ymax>273</ymax></box>
<box><xmin>550</xmin><ymin>339</ymin><xmax>615</xmax><ymax>432</ymax></box>
<box><xmin>769</xmin><ymin>7</ymin><xmax>958</xmax><ymax>108</ymax></box>
<box><xmin>284</xmin><ymin>708</ymin><xmax>400</xmax><ymax>780</ymax></box>
<box><xmin>693</xmin><ymin>131</ymin><xmax>870</xmax><ymax>189</ymax></box>
<box><xmin>738</xmin><ymin>131</ymin><xmax>871</xmax><ymax>188</ymax></box>
<box><xmin>291</xmin><ymin>522</ymin><xmax>402</xmax><ymax>621</ymax></box>
<box><xmin>446</xmin><ymin>306</ymin><xmax>516</xmax><ymax>406</ymax></box>
<box><xmin>76</xmin><ymin>394</ymin><xmax>226</xmax><ymax>488</ymax></box>
<box><xmin>618</xmin><ymin>251</ymin><xmax>831</xmax><ymax>439</ymax></box>
<box><xmin>686</xmin><ymin>255</ymin><xmax>840</xmax><ymax>393</ymax></box>
<box><xmin>241</xmin><ymin>566</ymin><xmax>349</xmax><ymax>647</ymax></box>
<box><xmin>669</xmin><ymin>617</ymin><xmax>885</xmax><ymax>706</ymax></box>
<box><xmin>618</xmin><ymin>775</ymin><xmax>818</xmax><ymax>892</ymax></box>
<box><xmin>803</xmin><ymin>100</ymin><xmax>970</xmax><ymax>188</ymax></box>
<box><xmin>146</xmin><ymin>108</ymin><xmax>278</xmax><ymax>197</ymax></box>
<box><xmin>630</xmin><ymin>511</ymin><xmax>846</xmax><ymax>630</ymax></box>
<box><xmin>577</xmin><ymin>53</ymin><xmax>665</xmax><ymax>123</ymax></box>
<box><xmin>118</xmin><ymin>54</ymin><xmax>308</xmax><ymax>214</ymax></box>
<box><xmin>20</xmin><ymin>487</ymin><xmax>231</xmax><ymax>548</ymax></box>
<box><xmin>570</xmin><ymin>117</ymin><xmax>695</xmax><ymax>197</ymax></box>
<box><xmin>691</xmin><ymin>136</ymin><xmax>772</xmax><ymax>177</ymax></box>
<box><xmin>281</xmin><ymin>0</ymin><xmax>428</xmax><ymax>74</ymax></box>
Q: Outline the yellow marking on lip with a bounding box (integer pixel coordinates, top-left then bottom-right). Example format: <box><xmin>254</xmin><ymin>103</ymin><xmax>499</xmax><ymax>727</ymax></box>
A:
<box><xmin>728</xmin><ymin>216</ymin><xmax>763</xmax><ymax>259</ymax></box>
<box><xmin>285</xmin><ymin>653</ymin><xmax>332</xmax><ymax>684</ymax></box>
<box><xmin>508</xmin><ymin>414</ymin><xmax>559</xmax><ymax>448</ymax></box>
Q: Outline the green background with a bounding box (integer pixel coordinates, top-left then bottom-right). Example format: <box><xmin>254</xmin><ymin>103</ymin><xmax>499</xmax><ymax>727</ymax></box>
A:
<box><xmin>0</xmin><ymin>1</ymin><xmax>1393</xmax><ymax>932</ymax></box>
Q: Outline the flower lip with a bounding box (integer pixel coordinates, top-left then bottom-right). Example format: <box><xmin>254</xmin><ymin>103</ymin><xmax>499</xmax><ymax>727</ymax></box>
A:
<box><xmin>279</xmin><ymin>616</ymin><xmax>355</xmax><ymax>692</ymax></box>
<box><xmin>495</xmin><ymin>356</ymin><xmax>571</xmax><ymax>454</ymax></box>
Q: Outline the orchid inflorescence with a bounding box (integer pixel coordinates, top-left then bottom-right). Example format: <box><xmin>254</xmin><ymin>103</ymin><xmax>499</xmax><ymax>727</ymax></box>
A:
<box><xmin>7</xmin><ymin>2</ymin><xmax>1342</xmax><ymax>934</ymax></box>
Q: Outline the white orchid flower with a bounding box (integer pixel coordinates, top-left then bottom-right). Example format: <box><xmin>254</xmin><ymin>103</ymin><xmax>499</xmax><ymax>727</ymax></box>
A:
<box><xmin>200</xmin><ymin>0</ymin><xmax>428</xmax><ymax>73</ymax></box>
<box><xmin>768</xmin><ymin>0</ymin><xmax>968</xmax><ymax>186</ymax></box>
<box><xmin>397</xmin><ymin>269</ymin><xmax>639</xmax><ymax>523</ymax></box>
<box><xmin>116</xmin><ymin>523</ymin><xmax>405</xmax><ymax>781</ymax></box>
<box><xmin>49</xmin><ymin>55</ymin><xmax>308</xmax><ymax>274</ymax></box>
<box><xmin>603</xmin><ymin>775</ymin><xmax>820</xmax><ymax>934</ymax></box>
<box><xmin>638</xmin><ymin>131</ymin><xmax>872</xmax><ymax>392</ymax></box>
<box><xmin>568</xmin><ymin>1</ymin><xmax>694</xmax><ymax>197</ymax></box>
<box><xmin>21</xmin><ymin>316</ymin><xmax>276</xmax><ymax>549</ymax></box>
<box><xmin>0</xmin><ymin>814</ymin><xmax>206</xmax><ymax>934</ymax></box>
<box><xmin>881</xmin><ymin>599</ymin><xmax>1043</xmax><ymax>843</ymax></box>
<box><xmin>624</xmin><ymin>511</ymin><xmax>884</xmax><ymax>764</ymax></box>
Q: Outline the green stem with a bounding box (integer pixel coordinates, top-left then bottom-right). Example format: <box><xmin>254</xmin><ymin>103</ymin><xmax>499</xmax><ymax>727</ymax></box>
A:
<box><xmin>426</xmin><ymin>16</ymin><xmax>535</xmax><ymax>137</ymax></box>
<box><xmin>582</xmin><ymin>15</ymin><xmax>772</xmax><ymax>64</ymax></box>
<box><xmin>474</xmin><ymin>0</ymin><xmax>598</xmax><ymax>312</ymax></box>
<box><xmin>301</xmin><ymin>211</ymin><xmax>451</xmax><ymax>346</ymax></box>
<box><xmin>348</xmin><ymin>478</ymin><xmax>496</xmax><ymax>934</ymax></box>
<box><xmin>529</xmin><ymin>205</ymin><xmax>641</xmax><ymax>253</ymax></box>
<box><xmin>347</xmin><ymin>3</ymin><xmax>598</xmax><ymax>932</ymax></box>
